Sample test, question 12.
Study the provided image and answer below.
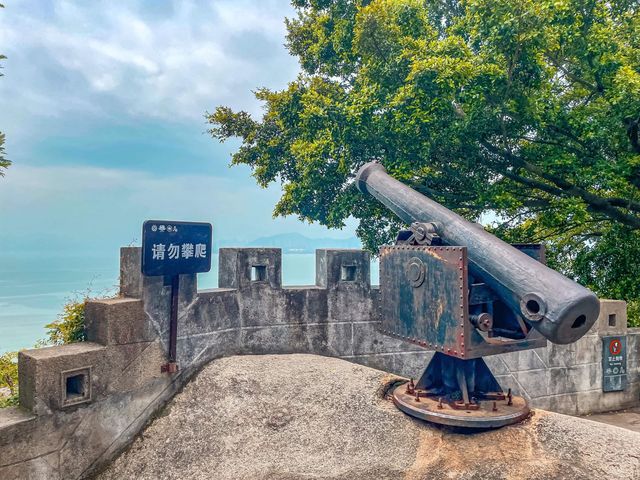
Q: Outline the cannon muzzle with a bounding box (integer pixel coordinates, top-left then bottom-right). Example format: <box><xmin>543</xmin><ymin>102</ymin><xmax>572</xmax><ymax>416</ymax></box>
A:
<box><xmin>356</xmin><ymin>161</ymin><xmax>599</xmax><ymax>344</ymax></box>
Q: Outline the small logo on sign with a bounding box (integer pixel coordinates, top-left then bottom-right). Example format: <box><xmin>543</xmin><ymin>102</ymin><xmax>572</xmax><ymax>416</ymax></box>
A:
<box><xmin>609</xmin><ymin>339</ymin><xmax>622</xmax><ymax>356</ymax></box>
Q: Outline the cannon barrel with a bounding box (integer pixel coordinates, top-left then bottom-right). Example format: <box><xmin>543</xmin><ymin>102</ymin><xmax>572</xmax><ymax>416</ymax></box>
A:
<box><xmin>356</xmin><ymin>161</ymin><xmax>600</xmax><ymax>345</ymax></box>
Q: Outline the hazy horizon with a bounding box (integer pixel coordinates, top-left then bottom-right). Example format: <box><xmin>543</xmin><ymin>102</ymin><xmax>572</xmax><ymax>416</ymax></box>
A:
<box><xmin>0</xmin><ymin>1</ymin><xmax>360</xmax><ymax>260</ymax></box>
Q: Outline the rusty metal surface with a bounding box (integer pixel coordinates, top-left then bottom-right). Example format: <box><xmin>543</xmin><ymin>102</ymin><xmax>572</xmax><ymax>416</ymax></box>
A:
<box><xmin>380</xmin><ymin>245</ymin><xmax>469</xmax><ymax>358</ymax></box>
<box><xmin>392</xmin><ymin>383</ymin><xmax>530</xmax><ymax>428</ymax></box>
<box><xmin>357</xmin><ymin>161</ymin><xmax>600</xmax><ymax>345</ymax></box>
<box><xmin>379</xmin><ymin>245</ymin><xmax>546</xmax><ymax>359</ymax></box>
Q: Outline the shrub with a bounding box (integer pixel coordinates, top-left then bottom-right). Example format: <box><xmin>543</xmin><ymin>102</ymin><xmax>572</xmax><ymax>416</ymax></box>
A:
<box><xmin>0</xmin><ymin>352</ymin><xmax>18</xmax><ymax>407</ymax></box>
<box><xmin>42</xmin><ymin>299</ymin><xmax>87</xmax><ymax>346</ymax></box>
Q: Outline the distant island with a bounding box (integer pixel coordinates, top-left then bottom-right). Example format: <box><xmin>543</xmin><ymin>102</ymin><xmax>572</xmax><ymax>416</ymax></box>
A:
<box><xmin>243</xmin><ymin>233</ymin><xmax>361</xmax><ymax>254</ymax></box>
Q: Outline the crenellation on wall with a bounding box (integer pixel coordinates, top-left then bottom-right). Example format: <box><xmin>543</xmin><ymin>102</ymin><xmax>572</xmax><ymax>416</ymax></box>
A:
<box><xmin>219</xmin><ymin>247</ymin><xmax>282</xmax><ymax>290</ymax></box>
<box><xmin>315</xmin><ymin>249</ymin><xmax>371</xmax><ymax>289</ymax></box>
<box><xmin>2</xmin><ymin>246</ymin><xmax>639</xmax><ymax>479</ymax></box>
<box><xmin>119</xmin><ymin>246</ymin><xmax>143</xmax><ymax>298</ymax></box>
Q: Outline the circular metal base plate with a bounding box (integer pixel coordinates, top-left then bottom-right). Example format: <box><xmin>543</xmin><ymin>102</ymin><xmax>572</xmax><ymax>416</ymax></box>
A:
<box><xmin>392</xmin><ymin>384</ymin><xmax>530</xmax><ymax>429</ymax></box>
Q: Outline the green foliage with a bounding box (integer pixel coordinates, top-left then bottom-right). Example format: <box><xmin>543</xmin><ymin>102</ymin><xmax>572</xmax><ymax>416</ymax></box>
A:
<box><xmin>42</xmin><ymin>300</ymin><xmax>87</xmax><ymax>346</ymax></box>
<box><xmin>208</xmin><ymin>0</ymin><xmax>640</xmax><ymax>312</ymax></box>
<box><xmin>0</xmin><ymin>352</ymin><xmax>19</xmax><ymax>407</ymax></box>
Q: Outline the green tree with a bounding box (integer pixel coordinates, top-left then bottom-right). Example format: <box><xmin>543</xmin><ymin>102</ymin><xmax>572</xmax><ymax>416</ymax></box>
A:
<box><xmin>208</xmin><ymin>0</ymin><xmax>640</xmax><ymax>322</ymax></box>
<box><xmin>0</xmin><ymin>3</ymin><xmax>9</xmax><ymax>176</ymax></box>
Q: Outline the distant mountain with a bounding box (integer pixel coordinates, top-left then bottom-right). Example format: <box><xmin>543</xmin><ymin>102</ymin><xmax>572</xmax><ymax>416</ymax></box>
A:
<box><xmin>245</xmin><ymin>233</ymin><xmax>362</xmax><ymax>253</ymax></box>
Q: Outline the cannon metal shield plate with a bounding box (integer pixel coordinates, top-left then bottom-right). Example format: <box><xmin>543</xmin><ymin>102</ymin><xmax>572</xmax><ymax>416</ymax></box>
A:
<box><xmin>379</xmin><ymin>245</ymin><xmax>468</xmax><ymax>357</ymax></box>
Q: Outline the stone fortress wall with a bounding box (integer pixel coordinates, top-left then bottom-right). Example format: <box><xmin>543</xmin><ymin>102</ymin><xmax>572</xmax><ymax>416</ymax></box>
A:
<box><xmin>0</xmin><ymin>247</ymin><xmax>638</xmax><ymax>479</ymax></box>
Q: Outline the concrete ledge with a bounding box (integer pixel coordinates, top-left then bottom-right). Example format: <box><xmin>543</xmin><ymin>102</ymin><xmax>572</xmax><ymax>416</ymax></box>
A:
<box><xmin>0</xmin><ymin>407</ymin><xmax>35</xmax><ymax>430</ymax></box>
<box><xmin>18</xmin><ymin>343</ymin><xmax>107</xmax><ymax>414</ymax></box>
<box><xmin>85</xmin><ymin>298</ymin><xmax>155</xmax><ymax>346</ymax></box>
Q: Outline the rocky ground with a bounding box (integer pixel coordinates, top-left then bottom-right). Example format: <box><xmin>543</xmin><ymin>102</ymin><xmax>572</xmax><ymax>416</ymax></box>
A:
<box><xmin>96</xmin><ymin>354</ymin><xmax>640</xmax><ymax>480</ymax></box>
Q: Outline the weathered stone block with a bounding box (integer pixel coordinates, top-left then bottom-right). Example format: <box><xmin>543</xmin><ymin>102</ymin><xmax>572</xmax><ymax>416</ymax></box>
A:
<box><xmin>239</xmin><ymin>286</ymin><xmax>331</xmax><ymax>328</ymax></box>
<box><xmin>178</xmin><ymin>329</ymin><xmax>242</xmax><ymax>366</ymax></box>
<box><xmin>594</xmin><ymin>299</ymin><xmax>628</xmax><ymax>335</ymax></box>
<box><xmin>326</xmin><ymin>288</ymin><xmax>374</xmax><ymax>323</ymax></box>
<box><xmin>352</xmin><ymin>322</ymin><xmax>424</xmax><ymax>356</ymax></box>
<box><xmin>575</xmin><ymin>381</ymin><xmax>640</xmax><ymax>415</ymax></box>
<box><xmin>106</xmin><ymin>341</ymin><xmax>164</xmax><ymax>395</ymax></box>
<box><xmin>238</xmin><ymin>285</ymin><xmax>288</xmax><ymax>327</ymax></box>
<box><xmin>627</xmin><ymin>331</ymin><xmax>640</xmax><ymax>372</ymax></box>
<box><xmin>218</xmin><ymin>248</ymin><xmax>282</xmax><ymax>290</ymax></box>
<box><xmin>547</xmin><ymin>392</ymin><xmax>580</xmax><ymax>415</ymax></box>
<box><xmin>513</xmin><ymin>369</ymin><xmax>550</xmax><ymax>398</ymax></box>
<box><xmin>0</xmin><ymin>451</ymin><xmax>60</xmax><ymax>480</ymax></box>
<box><xmin>546</xmin><ymin>342</ymin><xmax>576</xmax><ymax>368</ymax></box>
<box><xmin>297</xmin><ymin>287</ymin><xmax>329</xmax><ymax>323</ymax></box>
<box><xmin>316</xmin><ymin>249</ymin><xmax>370</xmax><ymax>289</ymax></box>
<box><xmin>184</xmin><ymin>289</ymin><xmax>239</xmax><ymax>335</ymax></box>
<box><xmin>498</xmin><ymin>348</ymin><xmax>548</xmax><ymax>372</ymax></box>
<box><xmin>85</xmin><ymin>298</ymin><xmax>156</xmax><ymax>346</ymax></box>
<box><xmin>19</xmin><ymin>343</ymin><xmax>107</xmax><ymax>415</ymax></box>
<box><xmin>240</xmin><ymin>323</ymin><xmax>352</xmax><ymax>357</ymax></box>
<box><xmin>548</xmin><ymin>364</ymin><xmax>600</xmax><ymax>395</ymax></box>
<box><xmin>574</xmin><ymin>334</ymin><xmax>601</xmax><ymax>365</ymax></box>
<box><xmin>120</xmin><ymin>247</ymin><xmax>142</xmax><ymax>298</ymax></box>
<box><xmin>348</xmin><ymin>351</ymin><xmax>433</xmax><ymax>379</ymax></box>
<box><xmin>58</xmin><ymin>379</ymin><xmax>175</xmax><ymax>480</ymax></box>
<box><xmin>484</xmin><ymin>356</ymin><xmax>511</xmax><ymax>376</ymax></box>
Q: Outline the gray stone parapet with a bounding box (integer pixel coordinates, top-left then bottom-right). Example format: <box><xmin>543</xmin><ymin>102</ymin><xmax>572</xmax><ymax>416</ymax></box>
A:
<box><xmin>1</xmin><ymin>246</ymin><xmax>638</xmax><ymax>479</ymax></box>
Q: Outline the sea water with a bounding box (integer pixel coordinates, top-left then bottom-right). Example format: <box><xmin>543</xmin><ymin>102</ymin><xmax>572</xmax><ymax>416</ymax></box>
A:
<box><xmin>0</xmin><ymin>252</ymin><xmax>379</xmax><ymax>353</ymax></box>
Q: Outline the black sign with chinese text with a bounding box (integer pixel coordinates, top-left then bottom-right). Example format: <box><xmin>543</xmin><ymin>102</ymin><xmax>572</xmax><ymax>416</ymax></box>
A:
<box><xmin>602</xmin><ymin>335</ymin><xmax>627</xmax><ymax>392</ymax></box>
<box><xmin>142</xmin><ymin>220</ymin><xmax>212</xmax><ymax>277</ymax></box>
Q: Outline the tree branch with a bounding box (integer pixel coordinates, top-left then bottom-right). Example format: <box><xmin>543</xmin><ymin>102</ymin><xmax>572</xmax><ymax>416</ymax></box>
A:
<box><xmin>481</xmin><ymin>141</ymin><xmax>640</xmax><ymax>229</ymax></box>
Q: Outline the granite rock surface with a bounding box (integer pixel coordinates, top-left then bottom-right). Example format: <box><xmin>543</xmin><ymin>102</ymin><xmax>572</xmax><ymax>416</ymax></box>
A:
<box><xmin>96</xmin><ymin>354</ymin><xmax>640</xmax><ymax>480</ymax></box>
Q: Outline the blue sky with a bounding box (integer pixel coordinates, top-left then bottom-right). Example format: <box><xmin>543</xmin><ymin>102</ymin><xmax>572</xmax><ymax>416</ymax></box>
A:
<box><xmin>0</xmin><ymin>0</ymin><xmax>359</xmax><ymax>255</ymax></box>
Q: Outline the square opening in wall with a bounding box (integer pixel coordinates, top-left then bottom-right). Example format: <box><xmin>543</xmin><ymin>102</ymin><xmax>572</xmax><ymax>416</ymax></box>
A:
<box><xmin>608</xmin><ymin>313</ymin><xmax>617</xmax><ymax>327</ymax></box>
<box><xmin>341</xmin><ymin>265</ymin><xmax>357</xmax><ymax>282</ymax></box>
<box><xmin>251</xmin><ymin>265</ymin><xmax>267</xmax><ymax>282</ymax></box>
<box><xmin>61</xmin><ymin>367</ymin><xmax>91</xmax><ymax>407</ymax></box>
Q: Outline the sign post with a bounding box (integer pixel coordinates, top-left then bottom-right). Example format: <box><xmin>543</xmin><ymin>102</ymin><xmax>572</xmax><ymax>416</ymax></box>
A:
<box><xmin>602</xmin><ymin>335</ymin><xmax>627</xmax><ymax>392</ymax></box>
<box><xmin>141</xmin><ymin>220</ymin><xmax>213</xmax><ymax>373</ymax></box>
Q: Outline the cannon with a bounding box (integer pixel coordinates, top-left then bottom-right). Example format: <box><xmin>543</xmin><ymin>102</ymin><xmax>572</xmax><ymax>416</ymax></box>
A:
<box><xmin>356</xmin><ymin>161</ymin><xmax>600</xmax><ymax>428</ymax></box>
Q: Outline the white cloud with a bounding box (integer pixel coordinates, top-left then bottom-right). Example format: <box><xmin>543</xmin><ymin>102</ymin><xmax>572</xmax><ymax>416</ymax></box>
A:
<box><xmin>0</xmin><ymin>0</ymin><xmax>299</xmax><ymax>132</ymax></box>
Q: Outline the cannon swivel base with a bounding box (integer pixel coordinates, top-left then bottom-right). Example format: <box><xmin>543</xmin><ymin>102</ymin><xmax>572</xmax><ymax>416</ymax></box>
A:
<box><xmin>392</xmin><ymin>353</ymin><xmax>530</xmax><ymax>428</ymax></box>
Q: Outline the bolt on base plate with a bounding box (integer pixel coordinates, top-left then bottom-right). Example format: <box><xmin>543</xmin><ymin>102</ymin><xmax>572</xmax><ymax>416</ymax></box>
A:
<box><xmin>392</xmin><ymin>383</ymin><xmax>530</xmax><ymax>429</ymax></box>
